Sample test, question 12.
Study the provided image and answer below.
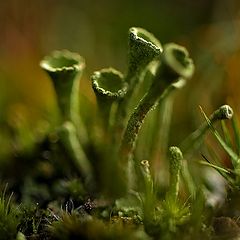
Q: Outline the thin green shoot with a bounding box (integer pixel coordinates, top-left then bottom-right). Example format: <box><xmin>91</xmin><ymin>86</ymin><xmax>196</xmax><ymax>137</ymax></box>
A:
<box><xmin>199</xmin><ymin>106</ymin><xmax>240</xmax><ymax>168</ymax></box>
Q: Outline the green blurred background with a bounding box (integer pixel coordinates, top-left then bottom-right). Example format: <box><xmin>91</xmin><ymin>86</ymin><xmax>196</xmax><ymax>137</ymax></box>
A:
<box><xmin>0</xmin><ymin>0</ymin><xmax>240</xmax><ymax>161</ymax></box>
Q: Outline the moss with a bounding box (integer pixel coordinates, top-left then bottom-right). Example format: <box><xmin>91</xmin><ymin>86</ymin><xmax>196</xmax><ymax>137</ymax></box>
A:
<box><xmin>0</xmin><ymin>192</ymin><xmax>19</xmax><ymax>240</ymax></box>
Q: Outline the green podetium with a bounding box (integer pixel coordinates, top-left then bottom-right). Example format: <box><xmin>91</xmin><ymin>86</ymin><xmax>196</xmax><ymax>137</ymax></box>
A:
<box><xmin>140</xmin><ymin>152</ymin><xmax>187</xmax><ymax>238</ymax></box>
<box><xmin>140</xmin><ymin>160</ymin><xmax>155</xmax><ymax>220</ymax></box>
<box><xmin>58</xmin><ymin>121</ymin><xmax>93</xmax><ymax>184</ymax></box>
<box><xmin>140</xmin><ymin>159</ymin><xmax>162</xmax><ymax>238</ymax></box>
<box><xmin>91</xmin><ymin>68</ymin><xmax>127</xmax><ymax>128</ymax></box>
<box><xmin>120</xmin><ymin>43</ymin><xmax>195</xmax><ymax>164</ymax></box>
<box><xmin>40</xmin><ymin>50</ymin><xmax>88</xmax><ymax>144</ymax></box>
<box><xmin>40</xmin><ymin>50</ymin><xmax>92</xmax><ymax>183</ymax></box>
<box><xmin>160</xmin><ymin>147</ymin><xmax>190</xmax><ymax>238</ymax></box>
<box><xmin>168</xmin><ymin>147</ymin><xmax>183</xmax><ymax>202</ymax></box>
<box><xmin>115</xmin><ymin>28</ymin><xmax>163</xmax><ymax>138</ymax></box>
<box><xmin>126</xmin><ymin>27</ymin><xmax>162</xmax><ymax>92</ymax></box>
<box><xmin>91</xmin><ymin>68</ymin><xmax>128</xmax><ymax>196</ymax></box>
<box><xmin>40</xmin><ymin>50</ymin><xmax>84</xmax><ymax>121</ymax></box>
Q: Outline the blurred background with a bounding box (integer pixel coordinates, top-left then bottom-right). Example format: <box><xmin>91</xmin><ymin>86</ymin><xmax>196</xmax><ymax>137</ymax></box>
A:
<box><xmin>0</xmin><ymin>0</ymin><xmax>240</xmax><ymax>163</ymax></box>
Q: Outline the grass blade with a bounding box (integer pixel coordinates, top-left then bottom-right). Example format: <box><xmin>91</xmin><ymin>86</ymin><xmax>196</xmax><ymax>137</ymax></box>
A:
<box><xmin>199</xmin><ymin>106</ymin><xmax>240</xmax><ymax>167</ymax></box>
<box><xmin>221</xmin><ymin>121</ymin><xmax>232</xmax><ymax>149</ymax></box>
<box><xmin>232</xmin><ymin>116</ymin><xmax>240</xmax><ymax>156</ymax></box>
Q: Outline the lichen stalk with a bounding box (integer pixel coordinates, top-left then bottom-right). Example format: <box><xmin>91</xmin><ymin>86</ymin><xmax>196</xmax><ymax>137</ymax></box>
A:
<box><xmin>120</xmin><ymin>43</ymin><xmax>194</xmax><ymax>164</ymax></box>
<box><xmin>114</xmin><ymin>27</ymin><xmax>162</xmax><ymax>142</ymax></box>
<box><xmin>40</xmin><ymin>50</ymin><xmax>88</xmax><ymax>145</ymax></box>
<box><xmin>168</xmin><ymin>146</ymin><xmax>183</xmax><ymax>202</ymax></box>
<box><xmin>91</xmin><ymin>68</ymin><xmax>127</xmax><ymax>129</ymax></box>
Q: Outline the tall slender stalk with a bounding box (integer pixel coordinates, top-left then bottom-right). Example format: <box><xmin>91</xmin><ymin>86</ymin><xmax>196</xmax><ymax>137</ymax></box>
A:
<box><xmin>40</xmin><ymin>50</ymin><xmax>92</xmax><ymax>184</ymax></box>
<box><xmin>140</xmin><ymin>160</ymin><xmax>156</xmax><ymax>228</ymax></box>
<box><xmin>120</xmin><ymin>43</ymin><xmax>194</xmax><ymax>164</ymax></box>
<box><xmin>119</xmin><ymin>43</ymin><xmax>194</xmax><ymax>191</ymax></box>
<box><xmin>115</xmin><ymin>28</ymin><xmax>162</xmax><ymax>141</ymax></box>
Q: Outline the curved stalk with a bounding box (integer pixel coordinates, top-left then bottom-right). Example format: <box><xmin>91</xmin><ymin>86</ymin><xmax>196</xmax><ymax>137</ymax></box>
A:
<box><xmin>115</xmin><ymin>27</ymin><xmax>162</xmax><ymax>140</ymax></box>
<box><xmin>120</xmin><ymin>43</ymin><xmax>194</xmax><ymax>163</ymax></box>
<box><xmin>180</xmin><ymin>105</ymin><xmax>234</xmax><ymax>154</ymax></box>
<box><xmin>180</xmin><ymin>104</ymin><xmax>233</xmax><ymax>197</ymax></box>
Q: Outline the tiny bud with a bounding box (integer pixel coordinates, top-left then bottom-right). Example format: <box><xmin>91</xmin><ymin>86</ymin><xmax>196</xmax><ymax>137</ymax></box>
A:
<box><xmin>213</xmin><ymin>105</ymin><xmax>234</xmax><ymax>121</ymax></box>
